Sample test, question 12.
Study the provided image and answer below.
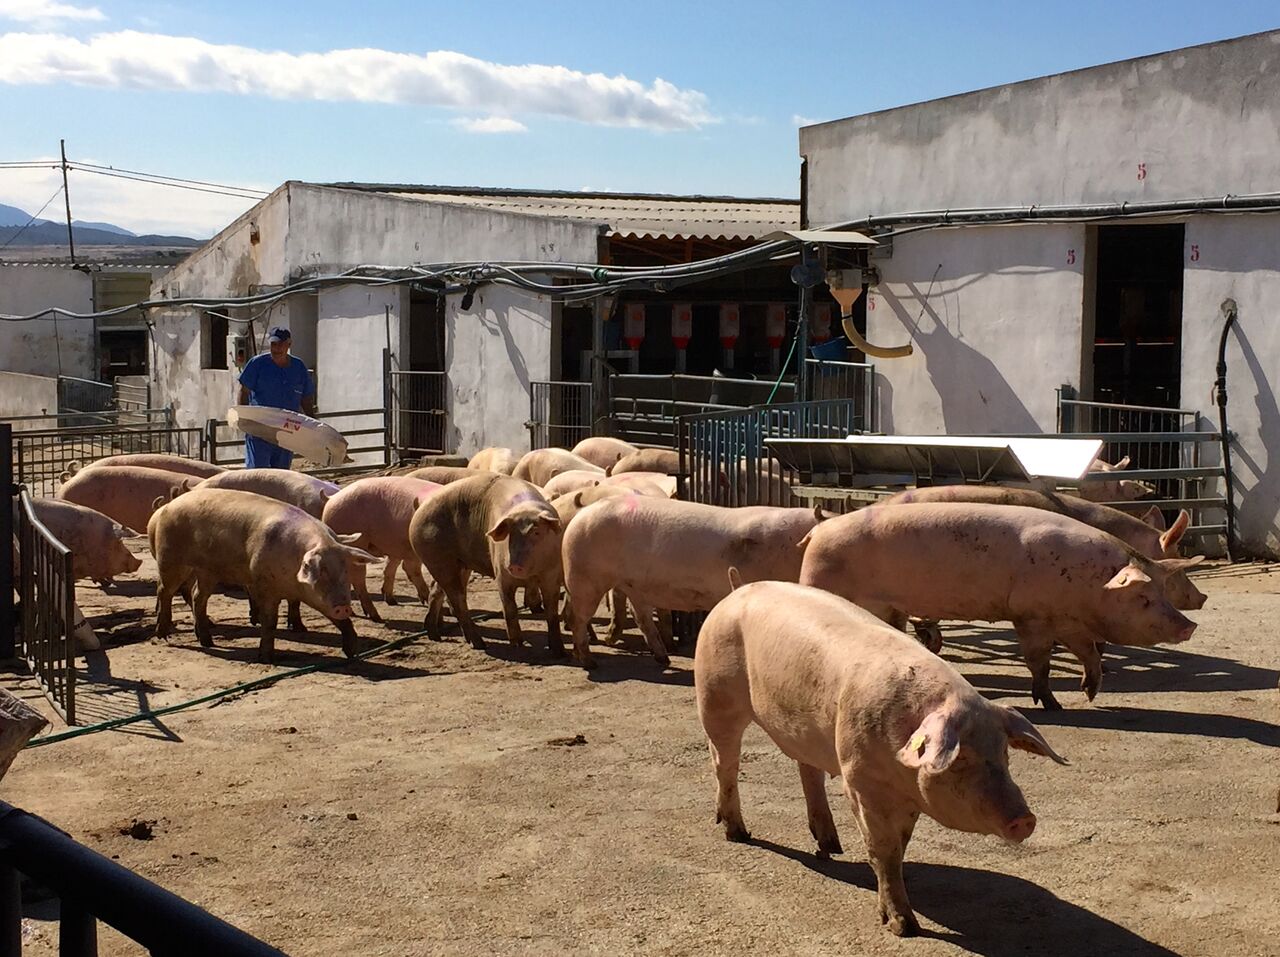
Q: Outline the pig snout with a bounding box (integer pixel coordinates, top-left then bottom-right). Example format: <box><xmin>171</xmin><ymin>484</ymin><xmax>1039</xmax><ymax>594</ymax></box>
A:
<box><xmin>1003</xmin><ymin>812</ymin><xmax>1037</xmax><ymax>843</ymax></box>
<box><xmin>329</xmin><ymin>602</ymin><xmax>354</xmax><ymax>621</ymax></box>
<box><xmin>1173</xmin><ymin>619</ymin><xmax>1197</xmax><ymax>643</ymax></box>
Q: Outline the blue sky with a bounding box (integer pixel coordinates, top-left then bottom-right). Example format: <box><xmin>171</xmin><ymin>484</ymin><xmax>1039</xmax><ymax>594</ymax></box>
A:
<box><xmin>1</xmin><ymin>0</ymin><xmax>1277</xmax><ymax>237</ymax></box>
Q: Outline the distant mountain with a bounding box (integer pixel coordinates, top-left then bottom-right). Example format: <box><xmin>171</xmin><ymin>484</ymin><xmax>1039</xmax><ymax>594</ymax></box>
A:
<box><xmin>0</xmin><ymin>203</ymin><xmax>198</xmax><ymax>247</ymax></box>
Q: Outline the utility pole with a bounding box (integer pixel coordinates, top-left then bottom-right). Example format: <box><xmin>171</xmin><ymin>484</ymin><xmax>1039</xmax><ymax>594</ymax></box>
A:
<box><xmin>60</xmin><ymin>139</ymin><xmax>76</xmax><ymax>265</ymax></box>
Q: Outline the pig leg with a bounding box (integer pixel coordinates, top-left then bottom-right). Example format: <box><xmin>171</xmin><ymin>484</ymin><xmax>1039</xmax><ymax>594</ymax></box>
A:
<box><xmin>434</xmin><ymin>563</ymin><xmax>485</xmax><ymax>650</ymax></box>
<box><xmin>539</xmin><ymin>571</ymin><xmax>566</xmax><ymax>659</ymax></box>
<box><xmin>699</xmin><ymin>702</ymin><xmax>752</xmax><ymax>843</ymax></box>
<box><xmin>1051</xmin><ymin>628</ymin><xmax>1104</xmax><ymax>701</ymax></box>
<box><xmin>349</xmin><ymin>560</ymin><xmax>382</xmax><ymax>623</ymax></box>
<box><xmin>657</xmin><ymin>609</ymin><xmax>675</xmax><ymax>651</ymax></box>
<box><xmin>622</xmin><ymin>593</ymin><xmax>670</xmax><ymax>667</ymax></box>
<box><xmin>329</xmin><ymin>616</ymin><xmax>360</xmax><ymax>658</ymax></box>
<box><xmin>402</xmin><ymin>559</ymin><xmax>433</xmax><ymax>604</ymax></box>
<box><xmin>287</xmin><ymin>600</ymin><xmax>306</xmax><ymax>634</ymax></box>
<box><xmin>567</xmin><ymin>584</ymin><xmax>608</xmax><ymax>670</ymax></box>
<box><xmin>605</xmin><ymin>590</ymin><xmax>631</xmax><ymax>646</ymax></box>
<box><xmin>850</xmin><ymin>790</ymin><xmax>921</xmax><ymax>938</ymax></box>
<box><xmin>381</xmin><ymin>559</ymin><xmax>401</xmax><ymax>605</ymax></box>
<box><xmin>1013</xmin><ymin>619</ymin><xmax>1063</xmax><ymax>711</ymax></box>
<box><xmin>910</xmin><ymin>618</ymin><xmax>944</xmax><ymax>654</ymax></box>
<box><xmin>153</xmin><ymin>562</ymin><xmax>193</xmax><ymax>639</ymax></box>
<box><xmin>523</xmin><ymin>583</ymin><xmax>544</xmax><ymax>614</ymax></box>
<box><xmin>797</xmin><ymin>763</ymin><xmax>842</xmax><ymax>857</ymax></box>
<box><xmin>423</xmin><ymin>584</ymin><xmax>447</xmax><ymax>641</ymax></box>
<box><xmin>253</xmin><ymin>595</ymin><xmax>281</xmax><ymax>664</ymax></box>
<box><xmin>191</xmin><ymin>574</ymin><xmax>216</xmax><ymax>648</ymax></box>
<box><xmin>497</xmin><ymin>575</ymin><xmax>525</xmax><ymax>650</ymax></box>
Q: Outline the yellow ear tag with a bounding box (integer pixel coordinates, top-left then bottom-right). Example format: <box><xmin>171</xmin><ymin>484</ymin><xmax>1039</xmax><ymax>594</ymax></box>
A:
<box><xmin>908</xmin><ymin>733</ymin><xmax>927</xmax><ymax>754</ymax></box>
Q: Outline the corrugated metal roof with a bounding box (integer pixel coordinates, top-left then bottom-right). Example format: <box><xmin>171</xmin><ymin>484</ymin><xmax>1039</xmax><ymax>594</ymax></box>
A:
<box><xmin>318</xmin><ymin>183</ymin><xmax>799</xmax><ymax>241</ymax></box>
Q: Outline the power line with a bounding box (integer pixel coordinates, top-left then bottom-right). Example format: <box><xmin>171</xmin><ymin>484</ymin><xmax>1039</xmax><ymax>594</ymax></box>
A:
<box><xmin>67</xmin><ymin>165</ymin><xmax>267</xmax><ymax>200</ymax></box>
<box><xmin>0</xmin><ymin>186</ymin><xmax>64</xmax><ymax>251</ymax></box>
<box><xmin>70</xmin><ymin>161</ymin><xmax>269</xmax><ymax>197</ymax></box>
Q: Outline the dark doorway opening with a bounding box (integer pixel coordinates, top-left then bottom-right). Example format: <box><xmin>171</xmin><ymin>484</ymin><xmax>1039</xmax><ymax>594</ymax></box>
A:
<box><xmin>1091</xmin><ymin>224</ymin><xmax>1184</xmax><ymax>408</ymax></box>
<box><xmin>98</xmin><ymin>330</ymin><xmax>148</xmax><ymax>379</ymax></box>
<box><xmin>407</xmin><ymin>289</ymin><xmax>445</xmax><ymax>373</ymax></box>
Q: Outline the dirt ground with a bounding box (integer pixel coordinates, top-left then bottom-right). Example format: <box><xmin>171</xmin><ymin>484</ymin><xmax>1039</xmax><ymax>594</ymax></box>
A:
<box><xmin>3</xmin><ymin>545</ymin><xmax>1278</xmax><ymax>957</ymax></box>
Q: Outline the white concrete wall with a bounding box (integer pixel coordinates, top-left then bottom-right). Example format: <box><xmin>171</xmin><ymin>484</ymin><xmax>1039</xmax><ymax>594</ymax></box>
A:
<box><xmin>0</xmin><ymin>266</ymin><xmax>94</xmax><ymax>379</ymax></box>
<box><xmin>801</xmin><ymin>31</ymin><xmax>1280</xmax><ymax>222</ymax></box>
<box><xmin>150</xmin><ymin>305</ymin><xmax>239</xmax><ymax>430</ymax></box>
<box><xmin>446</xmin><ymin>284</ymin><xmax>553</xmax><ymax>455</ymax></box>
<box><xmin>0</xmin><ymin>371</ymin><xmax>59</xmax><ymax>425</ymax></box>
<box><xmin>1182</xmin><ymin>215</ymin><xmax>1280</xmax><ymax>556</ymax></box>
<box><xmin>868</xmin><ymin>223</ymin><xmax>1086</xmax><ymax>435</ymax></box>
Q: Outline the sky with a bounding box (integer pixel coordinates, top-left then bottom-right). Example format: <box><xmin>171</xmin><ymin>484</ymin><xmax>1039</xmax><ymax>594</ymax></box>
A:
<box><xmin>1</xmin><ymin>0</ymin><xmax>1277</xmax><ymax>238</ymax></box>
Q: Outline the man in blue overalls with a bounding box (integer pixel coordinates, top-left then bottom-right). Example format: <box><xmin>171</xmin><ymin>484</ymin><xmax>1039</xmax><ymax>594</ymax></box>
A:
<box><xmin>237</xmin><ymin>326</ymin><xmax>317</xmax><ymax>469</ymax></box>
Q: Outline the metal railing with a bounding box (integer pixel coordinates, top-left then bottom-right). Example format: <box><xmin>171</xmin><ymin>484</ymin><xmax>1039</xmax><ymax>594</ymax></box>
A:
<box><xmin>387</xmin><ymin>369</ymin><xmax>449</xmax><ymax>460</ymax></box>
<box><xmin>528</xmin><ymin>381</ymin><xmax>593</xmax><ymax>450</ymax></box>
<box><xmin>206</xmin><ymin>407</ymin><xmax>388</xmax><ymax>472</ymax></box>
<box><xmin>678</xmin><ymin>398</ymin><xmax>863</xmax><ymax>506</ymax></box>
<box><xmin>608</xmin><ymin>373</ymin><xmax>798</xmax><ymax>448</ymax></box>
<box><xmin>112</xmin><ymin>376</ymin><xmax>150</xmax><ymax>413</ymax></box>
<box><xmin>11</xmin><ymin>415</ymin><xmax>204</xmax><ymax>498</ymax></box>
<box><xmin>803</xmin><ymin>359</ymin><xmax>876</xmax><ymax>421</ymax></box>
<box><xmin>14</xmin><ymin>488</ymin><xmax>76</xmax><ymax>725</ymax></box>
<box><xmin>56</xmin><ymin>376</ymin><xmax>113</xmax><ymax>420</ymax></box>
<box><xmin>0</xmin><ymin>802</ymin><xmax>286</xmax><ymax>955</ymax></box>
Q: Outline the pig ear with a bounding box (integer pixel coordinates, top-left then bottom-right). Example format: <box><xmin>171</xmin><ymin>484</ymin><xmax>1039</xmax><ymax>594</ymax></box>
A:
<box><xmin>1002</xmin><ymin>707</ymin><xmax>1069</xmax><ymax>765</ymax></box>
<box><xmin>1113</xmin><ymin>455</ymin><xmax>1130</xmax><ymax>470</ymax></box>
<box><xmin>1156</xmin><ymin>555</ymin><xmax>1205</xmax><ymax>575</ymax></box>
<box><xmin>342</xmin><ymin>546</ymin><xmax>377</xmax><ymax>565</ymax></box>
<box><xmin>1103</xmin><ymin>564</ymin><xmax>1152</xmax><ymax>590</ymax></box>
<box><xmin>573</xmin><ymin>491</ymin><xmax>585</xmax><ymax>507</ymax></box>
<box><xmin>727</xmin><ymin>566</ymin><xmax>743</xmax><ymax>591</ymax></box>
<box><xmin>605</xmin><ymin>464</ymin><xmax>614</xmax><ymax>477</ymax></box>
<box><xmin>1159</xmin><ymin>510</ymin><xmax>1190</xmax><ymax>555</ymax></box>
<box><xmin>537</xmin><ymin>512</ymin><xmax>562</xmax><ymax>531</ymax></box>
<box><xmin>897</xmin><ymin>709</ymin><xmax>960</xmax><ymax>773</ymax></box>
<box><xmin>487</xmin><ymin>517</ymin><xmax>512</xmax><ymax>542</ymax></box>
<box><xmin>151</xmin><ymin>495</ymin><xmax>166</xmax><ymax>512</ymax></box>
<box><xmin>113</xmin><ymin>524</ymin><xmax>142</xmax><ymax>540</ymax></box>
<box><xmin>334</xmin><ymin>532</ymin><xmax>364</xmax><ymax>547</ymax></box>
<box><xmin>60</xmin><ymin>470</ymin><xmax>74</xmax><ymax>484</ymax></box>
<box><xmin>1140</xmin><ymin>505</ymin><xmax>1167</xmax><ymax>532</ymax></box>
<box><xmin>297</xmin><ymin>549</ymin><xmax>322</xmax><ymax>587</ymax></box>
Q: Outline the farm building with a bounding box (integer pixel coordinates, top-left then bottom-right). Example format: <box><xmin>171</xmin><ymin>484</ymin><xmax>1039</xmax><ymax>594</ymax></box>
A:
<box><xmin>800</xmin><ymin>28</ymin><xmax>1280</xmax><ymax>556</ymax></box>
<box><xmin>148</xmin><ymin>184</ymin><xmax>802</xmax><ymax>458</ymax></box>
<box><xmin>0</xmin><ymin>247</ymin><xmax>187</xmax><ymax>418</ymax></box>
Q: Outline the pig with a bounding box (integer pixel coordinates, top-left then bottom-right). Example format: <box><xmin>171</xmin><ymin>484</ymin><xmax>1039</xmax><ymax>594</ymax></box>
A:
<box><xmin>149</xmin><ymin>487</ymin><xmax>374</xmax><ymax>663</ymax></box>
<box><xmin>406</xmin><ymin>466</ymin><xmax>497</xmax><ymax>486</ymax></box>
<box><xmin>58</xmin><ymin>465</ymin><xmax>194</xmax><ymax>536</ymax></box>
<box><xmin>541</xmin><ymin>469</ymin><xmax>605</xmax><ymax>498</ymax></box>
<box><xmin>696</xmin><ymin>576</ymin><xmax>1067</xmax><ymax>937</ymax></box>
<box><xmin>194</xmin><ymin>469</ymin><xmax>338</xmax><ymax>519</ymax></box>
<box><xmin>607</xmin><ymin>448</ymin><xmax>680</xmax><ymax>476</ymax></box>
<box><xmin>571</xmin><ymin>436</ymin><xmax>638</xmax><ymax>470</ymax></box>
<box><xmin>1072</xmin><ymin>455</ymin><xmax>1157</xmax><ymax>502</ymax></box>
<box><xmin>562</xmin><ymin>497</ymin><xmax>828</xmax><ymax>669</ymax></box>
<box><xmin>599</xmin><ymin>471</ymin><xmax>677</xmax><ymax>498</ymax></box>
<box><xmin>799</xmin><ymin>502</ymin><xmax>1201</xmax><ymax>709</ymax></box>
<box><xmin>65</xmin><ymin>454</ymin><xmax>225</xmax><ymax>481</ymax></box>
<box><xmin>321</xmin><ymin>477</ymin><xmax>443</xmax><ymax>621</ymax></box>
<box><xmin>409</xmin><ymin>474</ymin><xmax>564</xmax><ymax>655</ymax></box>
<box><xmin>879</xmin><ymin>486</ymin><xmax>1205</xmax><ymax>610</ymax></box>
<box><xmin>468</xmin><ymin>447</ymin><xmax>520</xmax><ymax>475</ymax></box>
<box><xmin>512</xmin><ymin>448</ymin><xmax>603</xmax><ymax>487</ymax></box>
<box><xmin>23</xmin><ymin>498</ymin><xmax>142</xmax><ymax>583</ymax></box>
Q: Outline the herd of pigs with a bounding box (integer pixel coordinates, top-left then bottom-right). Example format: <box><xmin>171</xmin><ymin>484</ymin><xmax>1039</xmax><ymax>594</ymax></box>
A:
<box><xmin>25</xmin><ymin>436</ymin><xmax>1210</xmax><ymax>937</ymax></box>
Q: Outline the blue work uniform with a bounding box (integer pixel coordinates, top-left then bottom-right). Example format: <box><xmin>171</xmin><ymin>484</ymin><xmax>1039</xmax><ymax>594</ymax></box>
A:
<box><xmin>237</xmin><ymin>353</ymin><xmax>316</xmax><ymax>469</ymax></box>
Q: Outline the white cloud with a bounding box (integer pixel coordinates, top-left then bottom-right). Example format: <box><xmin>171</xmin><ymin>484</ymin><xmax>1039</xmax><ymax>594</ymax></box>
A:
<box><xmin>0</xmin><ymin>30</ymin><xmax>715</xmax><ymax>130</ymax></box>
<box><xmin>792</xmin><ymin>114</ymin><xmax>826</xmax><ymax>128</ymax></box>
<box><xmin>451</xmin><ymin>115</ymin><xmax>528</xmax><ymax>134</ymax></box>
<box><xmin>0</xmin><ymin>160</ymin><xmax>264</xmax><ymax>239</ymax></box>
<box><xmin>0</xmin><ymin>1</ymin><xmax>104</xmax><ymax>25</ymax></box>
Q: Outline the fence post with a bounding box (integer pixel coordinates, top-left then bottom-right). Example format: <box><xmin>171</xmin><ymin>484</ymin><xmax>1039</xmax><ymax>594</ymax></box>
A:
<box><xmin>381</xmin><ymin>349</ymin><xmax>393</xmax><ymax>466</ymax></box>
<box><xmin>204</xmin><ymin>419</ymin><xmax>218</xmax><ymax>465</ymax></box>
<box><xmin>0</xmin><ymin>424</ymin><xmax>13</xmax><ymax>661</ymax></box>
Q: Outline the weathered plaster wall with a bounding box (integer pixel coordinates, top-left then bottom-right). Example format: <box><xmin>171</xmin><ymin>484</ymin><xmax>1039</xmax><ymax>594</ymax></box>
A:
<box><xmin>0</xmin><ymin>371</ymin><xmax>59</xmax><ymax>424</ymax></box>
<box><xmin>0</xmin><ymin>266</ymin><xmax>94</xmax><ymax>379</ymax></box>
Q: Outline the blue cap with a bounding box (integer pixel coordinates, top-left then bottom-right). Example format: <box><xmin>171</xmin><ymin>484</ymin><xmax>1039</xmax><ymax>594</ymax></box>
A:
<box><xmin>267</xmin><ymin>326</ymin><xmax>292</xmax><ymax>343</ymax></box>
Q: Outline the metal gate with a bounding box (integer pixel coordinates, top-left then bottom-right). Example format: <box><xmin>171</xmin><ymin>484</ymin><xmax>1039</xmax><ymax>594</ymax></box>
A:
<box><xmin>14</xmin><ymin>487</ymin><xmax>77</xmax><ymax>725</ymax></box>
<box><xmin>387</xmin><ymin>369</ymin><xmax>450</xmax><ymax>460</ymax></box>
<box><xmin>528</xmin><ymin>381</ymin><xmax>593</xmax><ymax>450</ymax></box>
<box><xmin>607</xmin><ymin>373</ymin><xmax>797</xmax><ymax>448</ymax></box>
<box><xmin>8</xmin><ymin>410</ymin><xmax>205</xmax><ymax>497</ymax></box>
<box><xmin>1056</xmin><ymin>391</ymin><xmax>1227</xmax><ymax>541</ymax></box>
<box><xmin>206</xmin><ymin>408</ymin><xmax>390</xmax><ymax>471</ymax></box>
<box><xmin>56</xmin><ymin>375</ymin><xmax>114</xmax><ymax>417</ymax></box>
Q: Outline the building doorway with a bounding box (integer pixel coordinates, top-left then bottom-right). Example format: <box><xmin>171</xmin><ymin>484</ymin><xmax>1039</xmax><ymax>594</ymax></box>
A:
<box><xmin>1089</xmin><ymin>224</ymin><xmax>1184</xmax><ymax>408</ymax></box>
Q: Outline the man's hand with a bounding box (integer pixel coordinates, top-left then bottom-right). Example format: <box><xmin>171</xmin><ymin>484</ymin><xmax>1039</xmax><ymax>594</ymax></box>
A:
<box><xmin>303</xmin><ymin>395</ymin><xmax>317</xmax><ymax>417</ymax></box>
<box><xmin>238</xmin><ymin>386</ymin><xmax>250</xmax><ymax>405</ymax></box>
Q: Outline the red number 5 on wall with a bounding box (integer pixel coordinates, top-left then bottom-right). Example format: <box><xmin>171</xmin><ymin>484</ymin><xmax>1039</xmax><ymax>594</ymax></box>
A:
<box><xmin>1067</xmin><ymin>249</ymin><xmax>1076</xmax><ymax>265</ymax></box>
<box><xmin>1190</xmin><ymin>244</ymin><xmax>1201</xmax><ymax>263</ymax></box>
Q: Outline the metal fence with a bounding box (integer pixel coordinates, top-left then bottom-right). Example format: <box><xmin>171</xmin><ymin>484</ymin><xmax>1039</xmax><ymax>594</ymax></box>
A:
<box><xmin>8</xmin><ymin>411</ymin><xmax>205</xmax><ymax>498</ymax></box>
<box><xmin>112</xmin><ymin>376</ymin><xmax>150</xmax><ymax>413</ymax></box>
<box><xmin>804</xmin><ymin>358</ymin><xmax>876</xmax><ymax>418</ymax></box>
<box><xmin>0</xmin><ymin>801</ymin><xmax>286</xmax><ymax>955</ymax></box>
<box><xmin>207</xmin><ymin>407</ymin><xmax>388</xmax><ymax>473</ymax></box>
<box><xmin>14</xmin><ymin>488</ymin><xmax>77</xmax><ymax>725</ymax></box>
<box><xmin>56</xmin><ymin>376</ymin><xmax>113</xmax><ymax>418</ymax></box>
<box><xmin>528</xmin><ymin>381</ymin><xmax>593</xmax><ymax>450</ymax></box>
<box><xmin>608</xmin><ymin>373</ymin><xmax>799</xmax><ymax>448</ymax></box>
<box><xmin>678</xmin><ymin>398</ymin><xmax>864</xmax><ymax>507</ymax></box>
<box><xmin>387</xmin><ymin>369</ymin><xmax>450</xmax><ymax>460</ymax></box>
<box><xmin>1055</xmin><ymin>392</ymin><xmax>1226</xmax><ymax>539</ymax></box>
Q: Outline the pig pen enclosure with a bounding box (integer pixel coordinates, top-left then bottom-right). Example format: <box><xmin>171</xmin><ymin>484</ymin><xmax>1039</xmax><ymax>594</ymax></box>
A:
<box><xmin>1</xmin><ymin>410</ymin><xmax>1277</xmax><ymax>956</ymax></box>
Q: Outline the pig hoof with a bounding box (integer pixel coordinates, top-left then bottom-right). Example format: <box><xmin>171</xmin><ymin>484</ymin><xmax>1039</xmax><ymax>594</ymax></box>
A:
<box><xmin>546</xmin><ymin>644</ymin><xmax>567</xmax><ymax>660</ymax></box>
<box><xmin>578</xmin><ymin>655</ymin><xmax>599</xmax><ymax>671</ymax></box>
<box><xmin>885</xmin><ymin>914</ymin><xmax>920</xmax><ymax>938</ymax></box>
<box><xmin>725</xmin><ymin>826</ymin><xmax>752</xmax><ymax>844</ymax></box>
<box><xmin>814</xmin><ymin>837</ymin><xmax>843</xmax><ymax>858</ymax></box>
<box><xmin>385</xmin><ymin>595</ymin><xmax>399</xmax><ymax>606</ymax></box>
<box><xmin>289</xmin><ymin>621</ymin><xmax>307</xmax><ymax>634</ymax></box>
<box><xmin>654</xmin><ymin>655</ymin><xmax>671</xmax><ymax>669</ymax></box>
